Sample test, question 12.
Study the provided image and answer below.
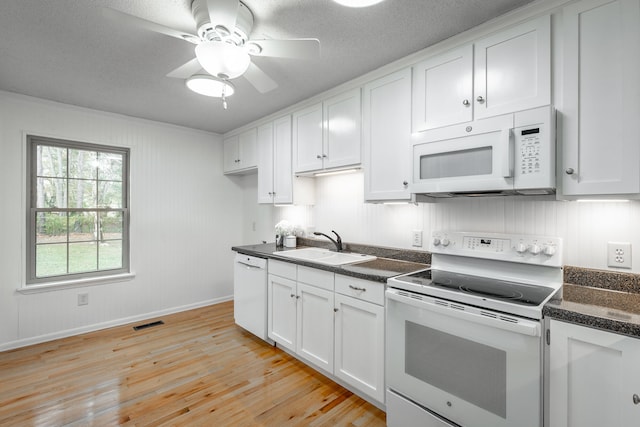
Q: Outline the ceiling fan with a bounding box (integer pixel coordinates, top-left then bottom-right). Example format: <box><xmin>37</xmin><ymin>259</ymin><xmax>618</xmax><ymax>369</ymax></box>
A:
<box><xmin>104</xmin><ymin>0</ymin><xmax>320</xmax><ymax>105</ymax></box>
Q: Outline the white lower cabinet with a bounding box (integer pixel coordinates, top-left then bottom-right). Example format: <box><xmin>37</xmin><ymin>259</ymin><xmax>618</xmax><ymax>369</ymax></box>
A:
<box><xmin>267</xmin><ymin>261</ymin><xmax>385</xmax><ymax>406</ymax></box>
<box><xmin>334</xmin><ymin>290</ymin><xmax>385</xmax><ymax>403</ymax></box>
<box><xmin>549</xmin><ymin>319</ymin><xmax>640</xmax><ymax>427</ymax></box>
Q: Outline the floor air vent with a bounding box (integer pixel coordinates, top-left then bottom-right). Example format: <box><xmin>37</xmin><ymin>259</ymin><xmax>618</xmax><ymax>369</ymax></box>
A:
<box><xmin>133</xmin><ymin>320</ymin><xmax>164</xmax><ymax>331</ymax></box>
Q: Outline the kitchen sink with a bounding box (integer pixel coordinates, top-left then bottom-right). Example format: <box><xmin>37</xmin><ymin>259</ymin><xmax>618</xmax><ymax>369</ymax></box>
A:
<box><xmin>274</xmin><ymin>247</ymin><xmax>376</xmax><ymax>266</ymax></box>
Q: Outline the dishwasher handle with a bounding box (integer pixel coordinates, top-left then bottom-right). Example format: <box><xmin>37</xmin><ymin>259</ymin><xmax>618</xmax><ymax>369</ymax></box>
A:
<box><xmin>237</xmin><ymin>260</ymin><xmax>264</xmax><ymax>269</ymax></box>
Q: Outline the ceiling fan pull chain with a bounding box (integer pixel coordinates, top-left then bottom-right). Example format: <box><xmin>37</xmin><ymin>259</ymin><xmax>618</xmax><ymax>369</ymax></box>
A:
<box><xmin>222</xmin><ymin>83</ymin><xmax>228</xmax><ymax>110</ymax></box>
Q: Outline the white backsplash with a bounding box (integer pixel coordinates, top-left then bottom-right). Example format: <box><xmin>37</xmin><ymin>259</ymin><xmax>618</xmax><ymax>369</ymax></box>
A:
<box><xmin>242</xmin><ymin>171</ymin><xmax>640</xmax><ymax>273</ymax></box>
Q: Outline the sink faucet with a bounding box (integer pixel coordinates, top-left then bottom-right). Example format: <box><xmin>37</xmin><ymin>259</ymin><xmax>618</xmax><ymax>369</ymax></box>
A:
<box><xmin>313</xmin><ymin>230</ymin><xmax>343</xmax><ymax>252</ymax></box>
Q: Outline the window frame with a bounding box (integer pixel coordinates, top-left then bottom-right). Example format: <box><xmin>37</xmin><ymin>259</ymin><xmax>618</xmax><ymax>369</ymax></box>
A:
<box><xmin>26</xmin><ymin>135</ymin><xmax>131</xmax><ymax>285</ymax></box>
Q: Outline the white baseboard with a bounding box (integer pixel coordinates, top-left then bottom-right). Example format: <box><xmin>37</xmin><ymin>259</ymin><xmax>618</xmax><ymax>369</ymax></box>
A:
<box><xmin>0</xmin><ymin>295</ymin><xmax>233</xmax><ymax>352</ymax></box>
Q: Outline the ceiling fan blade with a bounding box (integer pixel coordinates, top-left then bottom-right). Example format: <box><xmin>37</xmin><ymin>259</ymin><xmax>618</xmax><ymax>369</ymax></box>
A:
<box><xmin>247</xmin><ymin>39</ymin><xmax>320</xmax><ymax>59</ymax></box>
<box><xmin>166</xmin><ymin>58</ymin><xmax>203</xmax><ymax>79</ymax></box>
<box><xmin>243</xmin><ymin>62</ymin><xmax>278</xmax><ymax>94</ymax></box>
<box><xmin>206</xmin><ymin>0</ymin><xmax>239</xmax><ymax>34</ymax></box>
<box><xmin>102</xmin><ymin>7</ymin><xmax>199</xmax><ymax>44</ymax></box>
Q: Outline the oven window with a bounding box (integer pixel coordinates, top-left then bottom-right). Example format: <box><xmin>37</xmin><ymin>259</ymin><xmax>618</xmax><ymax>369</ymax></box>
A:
<box><xmin>420</xmin><ymin>146</ymin><xmax>492</xmax><ymax>179</ymax></box>
<box><xmin>405</xmin><ymin>321</ymin><xmax>506</xmax><ymax>418</ymax></box>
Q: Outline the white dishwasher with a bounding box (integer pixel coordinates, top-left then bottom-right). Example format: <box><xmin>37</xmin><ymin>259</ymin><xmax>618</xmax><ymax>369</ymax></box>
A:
<box><xmin>233</xmin><ymin>253</ymin><xmax>268</xmax><ymax>341</ymax></box>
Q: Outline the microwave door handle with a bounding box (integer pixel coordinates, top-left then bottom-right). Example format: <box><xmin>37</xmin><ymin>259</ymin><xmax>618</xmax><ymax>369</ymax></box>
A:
<box><xmin>501</xmin><ymin>129</ymin><xmax>514</xmax><ymax>178</ymax></box>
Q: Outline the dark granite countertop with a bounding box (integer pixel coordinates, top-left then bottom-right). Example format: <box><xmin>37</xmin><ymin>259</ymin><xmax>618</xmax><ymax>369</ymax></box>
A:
<box><xmin>543</xmin><ymin>266</ymin><xmax>640</xmax><ymax>339</ymax></box>
<box><xmin>232</xmin><ymin>241</ymin><xmax>429</xmax><ymax>283</ymax></box>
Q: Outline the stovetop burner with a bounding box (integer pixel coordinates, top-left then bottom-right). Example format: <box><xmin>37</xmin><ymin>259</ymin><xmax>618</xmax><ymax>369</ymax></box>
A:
<box><xmin>396</xmin><ymin>269</ymin><xmax>556</xmax><ymax>307</ymax></box>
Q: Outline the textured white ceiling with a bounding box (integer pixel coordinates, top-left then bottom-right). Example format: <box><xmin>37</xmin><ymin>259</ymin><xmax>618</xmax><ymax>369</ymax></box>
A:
<box><xmin>0</xmin><ymin>0</ymin><xmax>535</xmax><ymax>134</ymax></box>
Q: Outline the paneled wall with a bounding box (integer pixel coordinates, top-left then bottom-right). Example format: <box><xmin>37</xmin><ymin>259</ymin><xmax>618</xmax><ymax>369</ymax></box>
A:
<box><xmin>243</xmin><ymin>172</ymin><xmax>640</xmax><ymax>273</ymax></box>
<box><xmin>0</xmin><ymin>92</ymin><xmax>242</xmax><ymax>350</ymax></box>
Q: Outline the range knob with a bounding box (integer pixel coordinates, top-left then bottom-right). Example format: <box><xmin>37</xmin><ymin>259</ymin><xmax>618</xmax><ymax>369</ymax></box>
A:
<box><xmin>543</xmin><ymin>245</ymin><xmax>556</xmax><ymax>257</ymax></box>
<box><xmin>515</xmin><ymin>243</ymin><xmax>528</xmax><ymax>254</ymax></box>
<box><xmin>433</xmin><ymin>238</ymin><xmax>441</xmax><ymax>246</ymax></box>
<box><xmin>529</xmin><ymin>244</ymin><xmax>541</xmax><ymax>256</ymax></box>
<box><xmin>441</xmin><ymin>238</ymin><xmax>451</xmax><ymax>247</ymax></box>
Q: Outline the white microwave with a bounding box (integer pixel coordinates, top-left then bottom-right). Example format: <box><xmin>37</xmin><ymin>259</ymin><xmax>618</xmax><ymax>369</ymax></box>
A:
<box><xmin>411</xmin><ymin>106</ymin><xmax>555</xmax><ymax>197</ymax></box>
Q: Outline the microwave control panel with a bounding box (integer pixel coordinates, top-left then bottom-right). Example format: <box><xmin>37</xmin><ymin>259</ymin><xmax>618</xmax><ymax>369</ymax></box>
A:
<box><xmin>513</xmin><ymin>106</ymin><xmax>555</xmax><ymax>190</ymax></box>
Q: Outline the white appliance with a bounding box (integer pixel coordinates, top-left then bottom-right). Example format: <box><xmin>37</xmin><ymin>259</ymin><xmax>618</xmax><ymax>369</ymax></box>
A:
<box><xmin>386</xmin><ymin>231</ymin><xmax>563</xmax><ymax>427</ymax></box>
<box><xmin>233</xmin><ymin>253</ymin><xmax>268</xmax><ymax>341</ymax></box>
<box><xmin>411</xmin><ymin>106</ymin><xmax>555</xmax><ymax>197</ymax></box>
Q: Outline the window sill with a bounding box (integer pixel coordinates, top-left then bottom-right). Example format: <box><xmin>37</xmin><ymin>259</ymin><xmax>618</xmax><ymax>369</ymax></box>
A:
<box><xmin>17</xmin><ymin>273</ymin><xmax>136</xmax><ymax>294</ymax></box>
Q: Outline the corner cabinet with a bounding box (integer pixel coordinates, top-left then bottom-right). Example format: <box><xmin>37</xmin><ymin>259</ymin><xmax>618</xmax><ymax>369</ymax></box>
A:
<box><xmin>559</xmin><ymin>0</ymin><xmax>640</xmax><ymax>197</ymax></box>
<box><xmin>257</xmin><ymin>116</ymin><xmax>315</xmax><ymax>205</ymax></box>
<box><xmin>548</xmin><ymin>319</ymin><xmax>640</xmax><ymax>427</ymax></box>
<box><xmin>363</xmin><ymin>68</ymin><xmax>412</xmax><ymax>201</ymax></box>
<box><xmin>223</xmin><ymin>128</ymin><xmax>258</xmax><ymax>174</ymax></box>
<box><xmin>412</xmin><ymin>15</ymin><xmax>551</xmax><ymax>132</ymax></box>
<box><xmin>293</xmin><ymin>88</ymin><xmax>362</xmax><ymax>174</ymax></box>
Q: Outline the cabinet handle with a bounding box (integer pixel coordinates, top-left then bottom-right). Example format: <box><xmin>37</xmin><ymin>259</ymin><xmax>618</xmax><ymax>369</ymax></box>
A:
<box><xmin>462</xmin><ymin>99</ymin><xmax>470</xmax><ymax>106</ymax></box>
<box><xmin>290</xmin><ymin>293</ymin><xmax>295</xmax><ymax>298</ymax></box>
<box><xmin>322</xmin><ymin>154</ymin><xmax>328</xmax><ymax>158</ymax></box>
<box><xmin>296</xmin><ymin>295</ymin><xmax>300</xmax><ymax>299</ymax></box>
<box><xmin>403</xmin><ymin>181</ymin><xmax>408</xmax><ymax>187</ymax></box>
<box><xmin>349</xmin><ymin>285</ymin><xmax>367</xmax><ymax>292</ymax></box>
<box><xmin>476</xmin><ymin>95</ymin><xmax>485</xmax><ymax>103</ymax></box>
<box><xmin>634</xmin><ymin>394</ymin><xmax>640</xmax><ymax>405</ymax></box>
<box><xmin>565</xmin><ymin>168</ymin><xmax>575</xmax><ymax>175</ymax></box>
<box><xmin>334</xmin><ymin>308</ymin><xmax>339</xmax><ymax>312</ymax></box>
<box><xmin>316</xmin><ymin>154</ymin><xmax>322</xmax><ymax>159</ymax></box>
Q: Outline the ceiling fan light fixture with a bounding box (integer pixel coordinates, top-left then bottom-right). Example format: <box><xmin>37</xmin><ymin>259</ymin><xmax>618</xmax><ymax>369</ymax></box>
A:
<box><xmin>195</xmin><ymin>40</ymin><xmax>251</xmax><ymax>79</ymax></box>
<box><xmin>185</xmin><ymin>74</ymin><xmax>235</xmax><ymax>98</ymax></box>
<box><xmin>332</xmin><ymin>0</ymin><xmax>386</xmax><ymax>6</ymax></box>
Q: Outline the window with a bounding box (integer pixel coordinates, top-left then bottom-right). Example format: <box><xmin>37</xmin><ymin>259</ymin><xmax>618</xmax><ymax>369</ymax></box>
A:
<box><xmin>26</xmin><ymin>135</ymin><xmax>130</xmax><ymax>284</ymax></box>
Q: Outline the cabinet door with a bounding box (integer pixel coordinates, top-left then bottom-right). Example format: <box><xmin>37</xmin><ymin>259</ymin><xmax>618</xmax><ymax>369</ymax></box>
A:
<box><xmin>257</xmin><ymin>122</ymin><xmax>274</xmax><ymax>204</ymax></box>
<box><xmin>296</xmin><ymin>282</ymin><xmax>334</xmax><ymax>373</ymax></box>
<box><xmin>293</xmin><ymin>103</ymin><xmax>324</xmax><ymax>173</ymax></box>
<box><xmin>323</xmin><ymin>88</ymin><xmax>362</xmax><ymax>169</ymax></box>
<box><xmin>549</xmin><ymin>319</ymin><xmax>640</xmax><ymax>427</ymax></box>
<box><xmin>223</xmin><ymin>135</ymin><xmax>239</xmax><ymax>173</ymax></box>
<box><xmin>273</xmin><ymin>115</ymin><xmax>294</xmax><ymax>204</ymax></box>
<box><xmin>334</xmin><ymin>293</ymin><xmax>385</xmax><ymax>403</ymax></box>
<box><xmin>363</xmin><ymin>69</ymin><xmax>413</xmax><ymax>201</ymax></box>
<box><xmin>238</xmin><ymin>128</ymin><xmax>258</xmax><ymax>170</ymax></box>
<box><xmin>267</xmin><ymin>274</ymin><xmax>297</xmax><ymax>352</ymax></box>
<box><xmin>474</xmin><ymin>15</ymin><xmax>551</xmax><ymax>119</ymax></box>
<box><xmin>412</xmin><ymin>45</ymin><xmax>473</xmax><ymax>132</ymax></box>
<box><xmin>561</xmin><ymin>0</ymin><xmax>640</xmax><ymax>196</ymax></box>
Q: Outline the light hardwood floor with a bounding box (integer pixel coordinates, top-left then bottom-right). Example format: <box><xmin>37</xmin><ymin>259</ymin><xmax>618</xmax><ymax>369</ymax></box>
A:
<box><xmin>0</xmin><ymin>301</ymin><xmax>386</xmax><ymax>426</ymax></box>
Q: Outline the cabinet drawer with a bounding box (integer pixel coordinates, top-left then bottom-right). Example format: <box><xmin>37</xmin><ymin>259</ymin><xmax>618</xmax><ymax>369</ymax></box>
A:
<box><xmin>297</xmin><ymin>266</ymin><xmax>334</xmax><ymax>291</ymax></box>
<box><xmin>335</xmin><ymin>275</ymin><xmax>384</xmax><ymax>306</ymax></box>
<box><xmin>269</xmin><ymin>260</ymin><xmax>297</xmax><ymax>280</ymax></box>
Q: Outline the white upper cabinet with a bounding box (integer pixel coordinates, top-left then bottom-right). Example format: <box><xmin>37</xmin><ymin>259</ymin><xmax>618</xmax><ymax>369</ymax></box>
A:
<box><xmin>474</xmin><ymin>15</ymin><xmax>551</xmax><ymax>119</ymax></box>
<box><xmin>412</xmin><ymin>45</ymin><xmax>473</xmax><ymax>131</ymax></box>
<box><xmin>412</xmin><ymin>15</ymin><xmax>551</xmax><ymax>132</ymax></box>
<box><xmin>560</xmin><ymin>0</ymin><xmax>640</xmax><ymax>197</ymax></box>
<box><xmin>257</xmin><ymin>116</ymin><xmax>315</xmax><ymax>205</ymax></box>
<box><xmin>293</xmin><ymin>88</ymin><xmax>362</xmax><ymax>174</ymax></box>
<box><xmin>223</xmin><ymin>128</ymin><xmax>258</xmax><ymax>174</ymax></box>
<box><xmin>363</xmin><ymin>69</ymin><xmax>412</xmax><ymax>201</ymax></box>
<box><xmin>549</xmin><ymin>319</ymin><xmax>640</xmax><ymax>427</ymax></box>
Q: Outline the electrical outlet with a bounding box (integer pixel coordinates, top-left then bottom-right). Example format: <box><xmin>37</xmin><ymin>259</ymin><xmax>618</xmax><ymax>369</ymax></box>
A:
<box><xmin>78</xmin><ymin>293</ymin><xmax>89</xmax><ymax>306</ymax></box>
<box><xmin>412</xmin><ymin>230</ymin><xmax>423</xmax><ymax>247</ymax></box>
<box><xmin>607</xmin><ymin>242</ymin><xmax>632</xmax><ymax>269</ymax></box>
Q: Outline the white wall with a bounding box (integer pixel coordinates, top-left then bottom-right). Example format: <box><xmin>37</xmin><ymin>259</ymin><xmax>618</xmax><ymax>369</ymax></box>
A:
<box><xmin>243</xmin><ymin>171</ymin><xmax>640</xmax><ymax>273</ymax></box>
<box><xmin>0</xmin><ymin>92</ymin><xmax>244</xmax><ymax>350</ymax></box>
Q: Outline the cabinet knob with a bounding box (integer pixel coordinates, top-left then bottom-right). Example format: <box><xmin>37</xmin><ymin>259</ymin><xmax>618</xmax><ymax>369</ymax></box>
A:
<box><xmin>634</xmin><ymin>394</ymin><xmax>640</xmax><ymax>405</ymax></box>
<box><xmin>334</xmin><ymin>308</ymin><xmax>339</xmax><ymax>312</ymax></box>
<box><xmin>462</xmin><ymin>99</ymin><xmax>470</xmax><ymax>106</ymax></box>
<box><xmin>290</xmin><ymin>293</ymin><xmax>295</xmax><ymax>298</ymax></box>
<box><xmin>316</xmin><ymin>154</ymin><xmax>322</xmax><ymax>159</ymax></box>
<box><xmin>322</xmin><ymin>154</ymin><xmax>328</xmax><ymax>158</ymax></box>
<box><xmin>476</xmin><ymin>96</ymin><xmax>485</xmax><ymax>103</ymax></box>
<box><xmin>403</xmin><ymin>180</ymin><xmax>408</xmax><ymax>186</ymax></box>
<box><xmin>565</xmin><ymin>168</ymin><xmax>575</xmax><ymax>175</ymax></box>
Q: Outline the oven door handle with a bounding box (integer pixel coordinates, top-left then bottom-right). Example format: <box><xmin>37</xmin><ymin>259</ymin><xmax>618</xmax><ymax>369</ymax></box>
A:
<box><xmin>386</xmin><ymin>289</ymin><xmax>541</xmax><ymax>337</ymax></box>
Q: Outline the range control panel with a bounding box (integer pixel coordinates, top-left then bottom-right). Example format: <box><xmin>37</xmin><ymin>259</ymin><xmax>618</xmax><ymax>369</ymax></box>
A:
<box><xmin>431</xmin><ymin>231</ymin><xmax>563</xmax><ymax>267</ymax></box>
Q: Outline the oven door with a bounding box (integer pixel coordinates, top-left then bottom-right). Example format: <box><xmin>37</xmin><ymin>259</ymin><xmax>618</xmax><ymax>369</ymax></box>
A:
<box><xmin>386</xmin><ymin>288</ymin><xmax>542</xmax><ymax>427</ymax></box>
<box><xmin>411</xmin><ymin>114</ymin><xmax>514</xmax><ymax>194</ymax></box>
